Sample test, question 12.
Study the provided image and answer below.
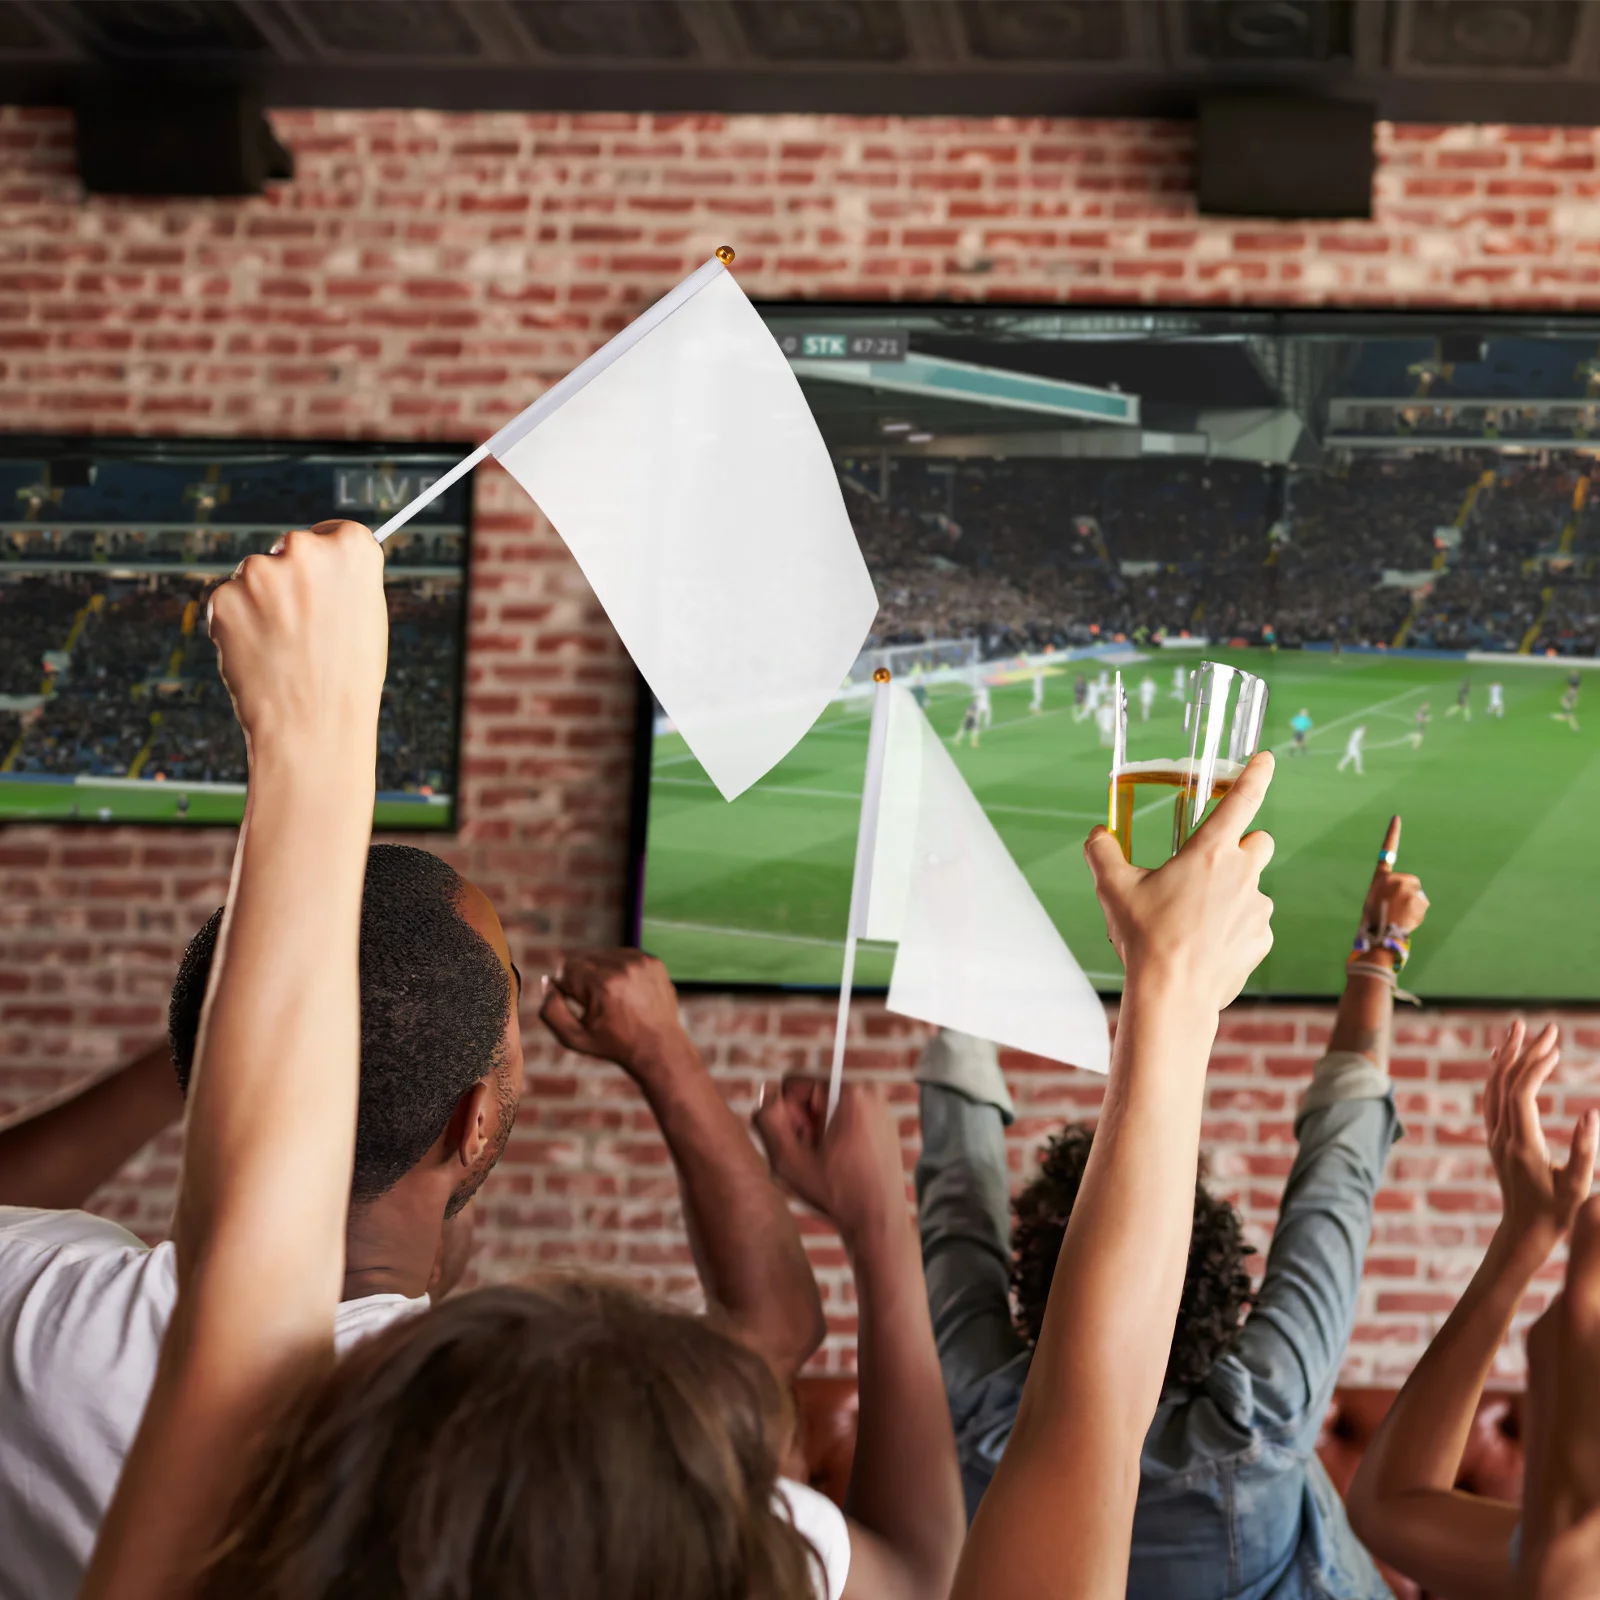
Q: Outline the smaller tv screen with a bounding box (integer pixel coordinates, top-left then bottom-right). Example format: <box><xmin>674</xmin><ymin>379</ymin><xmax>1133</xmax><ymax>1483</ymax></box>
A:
<box><xmin>0</xmin><ymin>437</ymin><xmax>470</xmax><ymax>829</ymax></box>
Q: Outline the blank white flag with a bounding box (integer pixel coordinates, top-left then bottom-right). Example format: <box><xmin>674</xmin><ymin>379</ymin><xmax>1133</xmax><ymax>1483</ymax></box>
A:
<box><xmin>865</xmin><ymin>685</ymin><xmax>1109</xmax><ymax>1074</ymax></box>
<box><xmin>492</xmin><ymin>263</ymin><xmax>878</xmax><ymax>801</ymax></box>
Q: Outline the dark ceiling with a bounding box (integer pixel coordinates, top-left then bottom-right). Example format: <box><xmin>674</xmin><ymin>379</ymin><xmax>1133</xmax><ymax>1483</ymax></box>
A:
<box><xmin>4</xmin><ymin>1</ymin><xmax>1600</xmax><ymax>124</ymax></box>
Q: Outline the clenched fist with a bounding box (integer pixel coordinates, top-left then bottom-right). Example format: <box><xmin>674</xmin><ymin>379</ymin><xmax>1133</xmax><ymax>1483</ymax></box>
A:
<box><xmin>206</xmin><ymin>520</ymin><xmax>387</xmax><ymax>763</ymax></box>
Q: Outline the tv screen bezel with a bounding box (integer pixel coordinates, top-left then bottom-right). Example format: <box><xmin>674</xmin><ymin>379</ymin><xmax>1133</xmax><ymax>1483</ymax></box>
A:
<box><xmin>0</xmin><ymin>432</ymin><xmax>476</xmax><ymax>835</ymax></box>
<box><xmin>618</xmin><ymin>300</ymin><xmax>1600</xmax><ymax>1004</ymax></box>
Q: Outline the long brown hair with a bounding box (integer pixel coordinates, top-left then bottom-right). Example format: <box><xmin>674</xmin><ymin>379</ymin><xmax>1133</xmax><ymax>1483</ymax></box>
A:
<box><xmin>200</xmin><ymin>1280</ymin><xmax>821</xmax><ymax>1600</ymax></box>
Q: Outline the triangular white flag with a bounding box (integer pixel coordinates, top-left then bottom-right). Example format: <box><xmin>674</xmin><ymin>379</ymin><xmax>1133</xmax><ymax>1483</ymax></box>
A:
<box><xmin>865</xmin><ymin>685</ymin><xmax>1110</xmax><ymax>1074</ymax></box>
<box><xmin>376</xmin><ymin>254</ymin><xmax>878</xmax><ymax>802</ymax></box>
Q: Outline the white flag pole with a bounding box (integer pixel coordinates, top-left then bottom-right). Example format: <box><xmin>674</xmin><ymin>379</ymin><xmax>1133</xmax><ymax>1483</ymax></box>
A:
<box><xmin>827</xmin><ymin>668</ymin><xmax>893</xmax><ymax>1125</ymax></box>
<box><xmin>370</xmin><ymin>248</ymin><xmax>736</xmax><ymax>544</ymax></box>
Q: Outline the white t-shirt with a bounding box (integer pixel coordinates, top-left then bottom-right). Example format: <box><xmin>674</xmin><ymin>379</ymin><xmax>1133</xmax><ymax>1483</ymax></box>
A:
<box><xmin>0</xmin><ymin>1207</ymin><xmax>427</xmax><ymax>1600</ymax></box>
<box><xmin>776</xmin><ymin>1477</ymin><xmax>851</xmax><ymax>1600</ymax></box>
<box><xmin>0</xmin><ymin>1207</ymin><xmax>851</xmax><ymax>1600</ymax></box>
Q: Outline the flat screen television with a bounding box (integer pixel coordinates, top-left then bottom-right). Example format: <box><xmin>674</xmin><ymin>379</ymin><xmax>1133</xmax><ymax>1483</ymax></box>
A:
<box><xmin>632</xmin><ymin>306</ymin><xmax>1600</xmax><ymax>1003</ymax></box>
<box><xmin>0</xmin><ymin>437</ymin><xmax>470</xmax><ymax>829</ymax></box>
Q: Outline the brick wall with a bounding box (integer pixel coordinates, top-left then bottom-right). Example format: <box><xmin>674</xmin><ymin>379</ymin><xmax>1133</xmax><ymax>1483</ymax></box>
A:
<box><xmin>3</xmin><ymin>106</ymin><xmax>1598</xmax><ymax>1382</ymax></box>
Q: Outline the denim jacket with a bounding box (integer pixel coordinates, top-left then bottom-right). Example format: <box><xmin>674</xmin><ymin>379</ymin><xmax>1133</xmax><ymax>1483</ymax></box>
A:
<box><xmin>914</xmin><ymin>1036</ymin><xmax>1400</xmax><ymax>1600</ymax></box>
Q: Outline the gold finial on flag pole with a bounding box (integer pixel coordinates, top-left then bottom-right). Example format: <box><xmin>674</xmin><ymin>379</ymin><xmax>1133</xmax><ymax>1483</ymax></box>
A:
<box><xmin>873</xmin><ymin>667</ymin><xmax>890</xmax><ymax>683</ymax></box>
<box><xmin>715</xmin><ymin>245</ymin><xmax>735</xmax><ymax>265</ymax></box>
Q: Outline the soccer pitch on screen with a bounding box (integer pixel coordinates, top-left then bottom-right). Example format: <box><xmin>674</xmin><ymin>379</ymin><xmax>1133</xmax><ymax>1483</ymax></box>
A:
<box><xmin>638</xmin><ymin>648</ymin><xmax>1599</xmax><ymax>1002</ymax></box>
<box><xmin>0</xmin><ymin>777</ymin><xmax>452</xmax><ymax>830</ymax></box>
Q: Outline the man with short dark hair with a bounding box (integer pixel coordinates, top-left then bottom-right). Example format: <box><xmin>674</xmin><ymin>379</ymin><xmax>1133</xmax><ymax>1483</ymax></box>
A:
<box><xmin>915</xmin><ymin>820</ymin><xmax>1428</xmax><ymax>1600</ymax></box>
<box><xmin>0</xmin><ymin>842</ymin><xmax>522</xmax><ymax>1600</ymax></box>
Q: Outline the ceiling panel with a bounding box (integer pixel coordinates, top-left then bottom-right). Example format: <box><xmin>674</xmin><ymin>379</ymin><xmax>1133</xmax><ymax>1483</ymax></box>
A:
<box><xmin>514</xmin><ymin>0</ymin><xmax>697</xmax><ymax>60</ymax></box>
<box><xmin>957</xmin><ymin>1</ymin><xmax>1130</xmax><ymax>64</ymax></box>
<box><xmin>1395</xmin><ymin>0</ymin><xmax>1585</xmax><ymax>73</ymax></box>
<box><xmin>67</xmin><ymin>0</ymin><xmax>269</xmax><ymax>56</ymax></box>
<box><xmin>6</xmin><ymin>0</ymin><xmax>1600</xmax><ymax>123</ymax></box>
<box><xmin>288</xmin><ymin>0</ymin><xmax>485</xmax><ymax>59</ymax></box>
<box><xmin>731</xmin><ymin>1</ymin><xmax>908</xmax><ymax>63</ymax></box>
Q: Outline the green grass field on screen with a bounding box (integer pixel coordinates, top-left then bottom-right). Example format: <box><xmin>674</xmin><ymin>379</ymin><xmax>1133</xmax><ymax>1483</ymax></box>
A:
<box><xmin>639</xmin><ymin>648</ymin><xmax>1597</xmax><ymax>1001</ymax></box>
<box><xmin>0</xmin><ymin>779</ymin><xmax>451</xmax><ymax>831</ymax></box>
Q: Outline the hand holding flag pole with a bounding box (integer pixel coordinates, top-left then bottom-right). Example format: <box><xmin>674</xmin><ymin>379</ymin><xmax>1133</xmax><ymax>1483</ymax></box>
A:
<box><xmin>828</xmin><ymin>666</ymin><xmax>894</xmax><ymax>1125</ymax></box>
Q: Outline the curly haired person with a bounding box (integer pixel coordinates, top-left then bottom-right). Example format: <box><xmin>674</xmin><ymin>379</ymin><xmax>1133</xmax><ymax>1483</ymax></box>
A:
<box><xmin>914</xmin><ymin>815</ymin><xmax>1428</xmax><ymax>1600</ymax></box>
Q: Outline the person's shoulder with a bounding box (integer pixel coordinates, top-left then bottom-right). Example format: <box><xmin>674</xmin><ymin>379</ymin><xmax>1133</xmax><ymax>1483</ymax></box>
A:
<box><xmin>332</xmin><ymin>1289</ymin><xmax>430</xmax><ymax>1353</ymax></box>
<box><xmin>775</xmin><ymin>1477</ymin><xmax>850</xmax><ymax>1600</ymax></box>
<box><xmin>0</xmin><ymin>1215</ymin><xmax>175</xmax><ymax>1384</ymax></box>
<box><xmin>0</xmin><ymin>1206</ymin><xmax>151</xmax><ymax>1262</ymax></box>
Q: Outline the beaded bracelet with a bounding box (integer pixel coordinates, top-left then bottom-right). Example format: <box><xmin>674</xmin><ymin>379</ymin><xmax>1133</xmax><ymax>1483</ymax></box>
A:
<box><xmin>1352</xmin><ymin>925</ymin><xmax>1412</xmax><ymax>971</ymax></box>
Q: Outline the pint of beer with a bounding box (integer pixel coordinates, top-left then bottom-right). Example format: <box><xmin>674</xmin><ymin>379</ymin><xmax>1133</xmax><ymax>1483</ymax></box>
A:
<box><xmin>1108</xmin><ymin>756</ymin><xmax>1243</xmax><ymax>861</ymax></box>
<box><xmin>1107</xmin><ymin>660</ymin><xmax>1268</xmax><ymax>862</ymax></box>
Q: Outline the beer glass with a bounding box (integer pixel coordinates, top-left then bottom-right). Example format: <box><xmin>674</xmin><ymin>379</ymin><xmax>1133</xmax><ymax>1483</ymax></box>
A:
<box><xmin>1107</xmin><ymin>660</ymin><xmax>1268</xmax><ymax>862</ymax></box>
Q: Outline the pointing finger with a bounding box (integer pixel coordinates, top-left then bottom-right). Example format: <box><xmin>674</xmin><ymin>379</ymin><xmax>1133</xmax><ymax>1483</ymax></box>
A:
<box><xmin>1197</xmin><ymin>749</ymin><xmax>1275</xmax><ymax>847</ymax></box>
<box><xmin>1377</xmin><ymin>814</ymin><xmax>1401</xmax><ymax>873</ymax></box>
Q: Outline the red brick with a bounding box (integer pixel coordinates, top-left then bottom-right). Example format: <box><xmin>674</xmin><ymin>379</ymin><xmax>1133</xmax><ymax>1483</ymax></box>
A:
<box><xmin>0</xmin><ymin>105</ymin><xmax>1587</xmax><ymax>1383</ymax></box>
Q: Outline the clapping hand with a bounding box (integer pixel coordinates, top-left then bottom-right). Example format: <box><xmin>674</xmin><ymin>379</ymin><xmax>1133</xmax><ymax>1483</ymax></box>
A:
<box><xmin>1485</xmin><ymin>1020</ymin><xmax>1598</xmax><ymax>1262</ymax></box>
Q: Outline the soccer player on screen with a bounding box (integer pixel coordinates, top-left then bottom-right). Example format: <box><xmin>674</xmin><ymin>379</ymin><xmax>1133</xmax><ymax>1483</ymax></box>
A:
<box><xmin>1288</xmin><ymin>707</ymin><xmax>1312</xmax><ymax>757</ymax></box>
<box><xmin>1170</xmin><ymin>663</ymin><xmax>1188</xmax><ymax>701</ymax></box>
<box><xmin>1338</xmin><ymin>725</ymin><xmax>1366</xmax><ymax>775</ymax></box>
<box><xmin>1445</xmin><ymin>677</ymin><xmax>1472</xmax><ymax>721</ymax></box>
<box><xmin>1487</xmin><ymin>681</ymin><xmax>1505</xmax><ymax>718</ymax></box>
<box><xmin>1093</xmin><ymin>699</ymin><xmax>1115</xmax><ymax>748</ymax></box>
<box><xmin>1555</xmin><ymin>679</ymin><xmax>1581</xmax><ymax>732</ymax></box>
<box><xmin>1409</xmin><ymin>701</ymin><xmax>1431</xmax><ymax>749</ymax></box>
<box><xmin>1030</xmin><ymin>671</ymin><xmax>1044</xmax><ymax>715</ymax></box>
<box><xmin>1138</xmin><ymin>674</ymin><xmax>1157</xmax><ymax>721</ymax></box>
<box><xmin>953</xmin><ymin>697</ymin><xmax>983</xmax><ymax>748</ymax></box>
<box><xmin>1073</xmin><ymin>673</ymin><xmax>1089</xmax><ymax>721</ymax></box>
<box><xmin>975</xmin><ymin>682</ymin><xmax>993</xmax><ymax>731</ymax></box>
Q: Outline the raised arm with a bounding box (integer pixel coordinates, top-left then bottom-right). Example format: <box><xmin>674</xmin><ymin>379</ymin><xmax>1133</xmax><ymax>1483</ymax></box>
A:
<box><xmin>1348</xmin><ymin>1020</ymin><xmax>1597</xmax><ymax>1600</ymax></box>
<box><xmin>755</xmin><ymin>1076</ymin><xmax>965</xmax><ymax>1600</ymax></box>
<box><xmin>81</xmin><ymin>521</ymin><xmax>388</xmax><ymax>1600</ymax></box>
<box><xmin>0</xmin><ymin>1040</ymin><xmax>182</xmax><ymax>1210</ymax></box>
<box><xmin>950</xmin><ymin>750</ymin><xmax>1278</xmax><ymax>1600</ymax></box>
<box><xmin>1230</xmin><ymin>817</ymin><xmax>1425</xmax><ymax>1437</ymax></box>
<box><xmin>1519</xmin><ymin>1197</ymin><xmax>1600</xmax><ymax>1599</ymax></box>
<box><xmin>541</xmin><ymin>947</ymin><xmax>826</xmax><ymax>1380</ymax></box>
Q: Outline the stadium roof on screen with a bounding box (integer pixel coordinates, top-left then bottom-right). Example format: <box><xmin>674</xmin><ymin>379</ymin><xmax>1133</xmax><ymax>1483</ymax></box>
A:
<box><xmin>768</xmin><ymin>306</ymin><xmax>1600</xmax><ymax>468</ymax></box>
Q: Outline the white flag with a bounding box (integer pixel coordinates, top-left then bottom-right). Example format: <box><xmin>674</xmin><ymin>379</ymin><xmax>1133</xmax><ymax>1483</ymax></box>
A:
<box><xmin>377</xmin><ymin>255</ymin><xmax>879</xmax><ymax>802</ymax></box>
<box><xmin>864</xmin><ymin>685</ymin><xmax>1110</xmax><ymax>1074</ymax></box>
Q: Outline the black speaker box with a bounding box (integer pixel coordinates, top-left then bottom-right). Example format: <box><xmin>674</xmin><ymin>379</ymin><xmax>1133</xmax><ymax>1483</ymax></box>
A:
<box><xmin>1197</xmin><ymin>94</ymin><xmax>1374</xmax><ymax>219</ymax></box>
<box><xmin>75</xmin><ymin>81</ymin><xmax>293</xmax><ymax>197</ymax></box>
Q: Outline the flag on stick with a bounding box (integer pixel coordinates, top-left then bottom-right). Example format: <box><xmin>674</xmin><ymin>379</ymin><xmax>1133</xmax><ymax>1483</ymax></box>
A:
<box><xmin>827</xmin><ymin>680</ymin><xmax>1110</xmax><ymax>1118</ymax></box>
<box><xmin>375</xmin><ymin>250</ymin><xmax>878</xmax><ymax>802</ymax></box>
<box><xmin>827</xmin><ymin>668</ymin><xmax>894</xmax><ymax>1122</ymax></box>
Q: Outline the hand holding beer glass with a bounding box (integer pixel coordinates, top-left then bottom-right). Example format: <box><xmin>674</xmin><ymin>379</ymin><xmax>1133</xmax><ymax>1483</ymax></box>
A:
<box><xmin>1108</xmin><ymin>660</ymin><xmax>1270</xmax><ymax>863</ymax></box>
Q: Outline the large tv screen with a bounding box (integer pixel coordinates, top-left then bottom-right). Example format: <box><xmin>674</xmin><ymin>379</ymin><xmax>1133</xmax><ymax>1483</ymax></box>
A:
<box><xmin>0</xmin><ymin>437</ymin><xmax>469</xmax><ymax>829</ymax></box>
<box><xmin>633</xmin><ymin>307</ymin><xmax>1600</xmax><ymax>1003</ymax></box>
